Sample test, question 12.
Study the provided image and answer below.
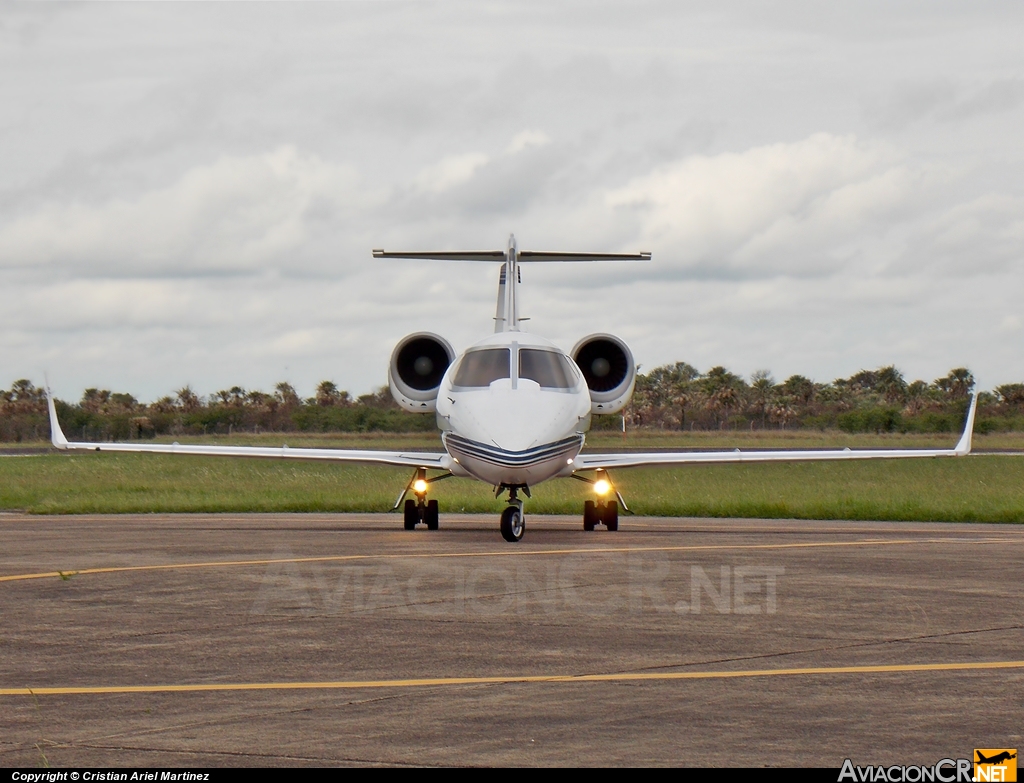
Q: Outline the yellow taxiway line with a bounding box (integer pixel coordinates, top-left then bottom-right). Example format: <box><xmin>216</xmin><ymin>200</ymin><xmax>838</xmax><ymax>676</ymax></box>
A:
<box><xmin>0</xmin><ymin>536</ymin><xmax>1015</xmax><ymax>584</ymax></box>
<box><xmin>4</xmin><ymin>660</ymin><xmax>1023</xmax><ymax>697</ymax></box>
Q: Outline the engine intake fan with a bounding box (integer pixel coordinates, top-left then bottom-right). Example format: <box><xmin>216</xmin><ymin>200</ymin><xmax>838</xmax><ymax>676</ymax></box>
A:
<box><xmin>572</xmin><ymin>334</ymin><xmax>636</xmax><ymax>415</ymax></box>
<box><xmin>389</xmin><ymin>332</ymin><xmax>455</xmax><ymax>413</ymax></box>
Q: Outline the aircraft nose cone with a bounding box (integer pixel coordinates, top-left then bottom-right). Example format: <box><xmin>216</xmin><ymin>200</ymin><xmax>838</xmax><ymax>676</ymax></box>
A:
<box><xmin>450</xmin><ymin>382</ymin><xmax>581</xmax><ymax>453</ymax></box>
<box><xmin>484</xmin><ymin>409</ymin><xmax>540</xmax><ymax>452</ymax></box>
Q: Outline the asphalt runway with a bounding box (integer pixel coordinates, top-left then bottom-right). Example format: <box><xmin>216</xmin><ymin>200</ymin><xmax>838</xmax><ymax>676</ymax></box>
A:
<box><xmin>1</xmin><ymin>512</ymin><xmax>1022</xmax><ymax>767</ymax></box>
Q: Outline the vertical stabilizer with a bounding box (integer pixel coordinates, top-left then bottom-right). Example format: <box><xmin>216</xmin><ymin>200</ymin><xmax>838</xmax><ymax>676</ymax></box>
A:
<box><xmin>494</xmin><ymin>263</ymin><xmax>506</xmax><ymax>333</ymax></box>
<box><xmin>504</xmin><ymin>234</ymin><xmax>520</xmax><ymax>331</ymax></box>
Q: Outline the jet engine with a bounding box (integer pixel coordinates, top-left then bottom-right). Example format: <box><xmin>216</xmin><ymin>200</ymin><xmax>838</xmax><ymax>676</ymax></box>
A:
<box><xmin>571</xmin><ymin>334</ymin><xmax>636</xmax><ymax>415</ymax></box>
<box><xmin>389</xmin><ymin>332</ymin><xmax>456</xmax><ymax>413</ymax></box>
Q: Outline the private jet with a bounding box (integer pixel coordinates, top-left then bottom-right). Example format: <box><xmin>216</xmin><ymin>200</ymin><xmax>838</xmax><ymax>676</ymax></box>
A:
<box><xmin>46</xmin><ymin>235</ymin><xmax>978</xmax><ymax>542</ymax></box>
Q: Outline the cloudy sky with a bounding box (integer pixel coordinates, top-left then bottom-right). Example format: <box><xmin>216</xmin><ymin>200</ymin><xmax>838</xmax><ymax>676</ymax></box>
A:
<box><xmin>2</xmin><ymin>2</ymin><xmax>1023</xmax><ymax>402</ymax></box>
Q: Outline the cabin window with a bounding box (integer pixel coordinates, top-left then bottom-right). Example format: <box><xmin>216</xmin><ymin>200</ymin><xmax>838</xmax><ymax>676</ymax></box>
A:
<box><xmin>453</xmin><ymin>348</ymin><xmax>511</xmax><ymax>387</ymax></box>
<box><xmin>519</xmin><ymin>349</ymin><xmax>577</xmax><ymax>389</ymax></box>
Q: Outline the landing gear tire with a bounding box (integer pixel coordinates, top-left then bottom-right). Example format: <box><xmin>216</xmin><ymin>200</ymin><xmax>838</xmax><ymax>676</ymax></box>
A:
<box><xmin>583</xmin><ymin>500</ymin><xmax>597</xmax><ymax>531</ymax></box>
<box><xmin>425</xmin><ymin>499</ymin><xmax>439</xmax><ymax>530</ymax></box>
<box><xmin>603</xmin><ymin>500</ymin><xmax>619</xmax><ymax>531</ymax></box>
<box><xmin>500</xmin><ymin>506</ymin><xmax>525</xmax><ymax>542</ymax></box>
<box><xmin>403</xmin><ymin>499</ymin><xmax>418</xmax><ymax>530</ymax></box>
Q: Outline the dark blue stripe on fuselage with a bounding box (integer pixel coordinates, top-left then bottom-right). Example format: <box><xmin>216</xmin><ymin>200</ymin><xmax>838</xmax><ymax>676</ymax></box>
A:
<box><xmin>445</xmin><ymin>434</ymin><xmax>582</xmax><ymax>468</ymax></box>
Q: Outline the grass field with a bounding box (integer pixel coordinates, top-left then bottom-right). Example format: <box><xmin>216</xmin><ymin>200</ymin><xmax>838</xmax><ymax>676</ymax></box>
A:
<box><xmin>2</xmin><ymin>445</ymin><xmax>1022</xmax><ymax>522</ymax></box>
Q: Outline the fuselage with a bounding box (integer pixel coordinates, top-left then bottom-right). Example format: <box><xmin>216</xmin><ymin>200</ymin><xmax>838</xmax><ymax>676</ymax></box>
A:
<box><xmin>435</xmin><ymin>330</ymin><xmax>593</xmax><ymax>486</ymax></box>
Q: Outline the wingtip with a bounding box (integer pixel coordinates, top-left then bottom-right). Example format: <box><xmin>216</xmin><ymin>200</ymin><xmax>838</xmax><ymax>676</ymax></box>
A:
<box><xmin>45</xmin><ymin>385</ymin><xmax>69</xmax><ymax>449</ymax></box>
<box><xmin>954</xmin><ymin>393</ymin><xmax>978</xmax><ymax>455</ymax></box>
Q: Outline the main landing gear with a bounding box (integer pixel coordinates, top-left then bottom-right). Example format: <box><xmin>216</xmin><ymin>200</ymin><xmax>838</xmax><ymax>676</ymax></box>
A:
<box><xmin>583</xmin><ymin>499</ymin><xmax>618</xmax><ymax>531</ymax></box>
<box><xmin>394</xmin><ymin>468</ymin><xmax>452</xmax><ymax>530</ymax></box>
<box><xmin>572</xmin><ymin>469</ymin><xmax>627</xmax><ymax>532</ymax></box>
<box><xmin>497</xmin><ymin>484</ymin><xmax>529</xmax><ymax>542</ymax></box>
<box><xmin>404</xmin><ymin>497</ymin><xmax>439</xmax><ymax>530</ymax></box>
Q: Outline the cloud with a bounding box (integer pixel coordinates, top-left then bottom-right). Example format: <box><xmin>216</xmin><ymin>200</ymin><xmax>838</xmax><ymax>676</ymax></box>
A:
<box><xmin>604</xmin><ymin>133</ymin><xmax>925</xmax><ymax>278</ymax></box>
<box><xmin>889</xmin><ymin>193</ymin><xmax>1024</xmax><ymax>276</ymax></box>
<box><xmin>942</xmin><ymin>78</ymin><xmax>1024</xmax><ymax>121</ymax></box>
<box><xmin>413</xmin><ymin>152</ymin><xmax>490</xmax><ymax>194</ymax></box>
<box><xmin>505</xmin><ymin>130</ymin><xmax>551</xmax><ymax>155</ymax></box>
<box><xmin>0</xmin><ymin>146</ymin><xmax>364</xmax><ymax>277</ymax></box>
<box><xmin>415</xmin><ymin>130</ymin><xmax>553</xmax><ymax>198</ymax></box>
<box><xmin>3</xmin><ymin>3</ymin><xmax>1024</xmax><ymax>400</ymax></box>
<box><xmin>868</xmin><ymin>77</ymin><xmax>1024</xmax><ymax>129</ymax></box>
<box><xmin>865</xmin><ymin>80</ymin><xmax>958</xmax><ymax>131</ymax></box>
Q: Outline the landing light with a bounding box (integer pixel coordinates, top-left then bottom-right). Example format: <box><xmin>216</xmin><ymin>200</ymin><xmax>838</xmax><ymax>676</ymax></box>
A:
<box><xmin>594</xmin><ymin>479</ymin><xmax>611</xmax><ymax>496</ymax></box>
<box><xmin>413</xmin><ymin>479</ymin><xmax>428</xmax><ymax>494</ymax></box>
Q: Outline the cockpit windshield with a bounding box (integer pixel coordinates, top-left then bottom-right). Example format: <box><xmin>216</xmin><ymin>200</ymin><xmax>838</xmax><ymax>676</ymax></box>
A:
<box><xmin>519</xmin><ymin>349</ymin><xmax>577</xmax><ymax>389</ymax></box>
<box><xmin>453</xmin><ymin>348</ymin><xmax>511</xmax><ymax>387</ymax></box>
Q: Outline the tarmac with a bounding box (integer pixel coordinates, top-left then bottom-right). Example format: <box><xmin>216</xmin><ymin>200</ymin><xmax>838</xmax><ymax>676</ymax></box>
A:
<box><xmin>1</xmin><ymin>512</ymin><xmax>1022</xmax><ymax>767</ymax></box>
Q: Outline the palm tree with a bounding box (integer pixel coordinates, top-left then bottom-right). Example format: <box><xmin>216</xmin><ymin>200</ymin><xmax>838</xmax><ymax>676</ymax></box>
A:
<box><xmin>934</xmin><ymin>368</ymin><xmax>974</xmax><ymax>401</ymax></box>
<box><xmin>749</xmin><ymin>370</ymin><xmax>776</xmax><ymax>429</ymax></box>
<box><xmin>903</xmin><ymin>379</ymin><xmax>930</xmax><ymax>416</ymax></box>
<box><xmin>176</xmin><ymin>386</ymin><xmax>200</xmax><ymax>412</ymax></box>
<box><xmin>782</xmin><ymin>374</ymin><xmax>816</xmax><ymax>405</ymax></box>
<box><xmin>10</xmin><ymin>379</ymin><xmax>40</xmax><ymax>401</ymax></box>
<box><xmin>703</xmin><ymin>366</ymin><xmax>745</xmax><ymax>429</ymax></box>
<box><xmin>316</xmin><ymin>380</ymin><xmax>341</xmax><ymax>407</ymax></box>
<box><xmin>996</xmin><ymin>383</ymin><xmax>1024</xmax><ymax>407</ymax></box>
<box><xmin>875</xmin><ymin>366</ymin><xmax>907</xmax><ymax>405</ymax></box>
<box><xmin>274</xmin><ymin>382</ymin><xmax>301</xmax><ymax>408</ymax></box>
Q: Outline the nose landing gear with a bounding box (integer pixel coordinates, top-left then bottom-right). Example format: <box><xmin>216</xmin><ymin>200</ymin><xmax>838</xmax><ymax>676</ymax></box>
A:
<box><xmin>500</xmin><ymin>504</ymin><xmax>525</xmax><ymax>542</ymax></box>
<box><xmin>497</xmin><ymin>484</ymin><xmax>529</xmax><ymax>542</ymax></box>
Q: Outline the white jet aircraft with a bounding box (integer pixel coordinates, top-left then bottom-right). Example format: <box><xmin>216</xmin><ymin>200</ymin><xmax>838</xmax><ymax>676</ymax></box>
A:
<box><xmin>46</xmin><ymin>235</ymin><xmax>979</xmax><ymax>542</ymax></box>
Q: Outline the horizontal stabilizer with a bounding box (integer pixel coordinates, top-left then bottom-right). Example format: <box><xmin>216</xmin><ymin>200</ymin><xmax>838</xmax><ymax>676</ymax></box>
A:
<box><xmin>373</xmin><ymin>249</ymin><xmax>651</xmax><ymax>262</ymax></box>
<box><xmin>373</xmin><ymin>250</ymin><xmax>506</xmax><ymax>262</ymax></box>
<box><xmin>519</xmin><ymin>250</ymin><xmax>651</xmax><ymax>262</ymax></box>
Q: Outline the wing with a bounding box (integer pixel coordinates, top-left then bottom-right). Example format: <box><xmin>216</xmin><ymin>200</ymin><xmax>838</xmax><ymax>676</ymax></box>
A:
<box><xmin>46</xmin><ymin>391</ymin><xmax>451</xmax><ymax>470</ymax></box>
<box><xmin>574</xmin><ymin>395</ymin><xmax>978</xmax><ymax>470</ymax></box>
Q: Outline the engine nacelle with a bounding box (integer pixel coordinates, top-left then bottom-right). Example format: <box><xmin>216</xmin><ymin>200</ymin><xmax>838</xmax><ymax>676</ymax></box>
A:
<box><xmin>388</xmin><ymin>332</ymin><xmax>456</xmax><ymax>413</ymax></box>
<box><xmin>571</xmin><ymin>333</ymin><xmax>636</xmax><ymax>415</ymax></box>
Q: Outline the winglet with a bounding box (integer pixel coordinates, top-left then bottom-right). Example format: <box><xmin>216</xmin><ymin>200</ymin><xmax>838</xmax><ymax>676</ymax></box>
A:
<box><xmin>953</xmin><ymin>393</ymin><xmax>978</xmax><ymax>456</ymax></box>
<box><xmin>46</xmin><ymin>385</ymin><xmax>70</xmax><ymax>449</ymax></box>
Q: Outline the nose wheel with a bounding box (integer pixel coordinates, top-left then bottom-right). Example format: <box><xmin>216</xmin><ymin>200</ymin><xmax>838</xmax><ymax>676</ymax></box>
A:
<box><xmin>500</xmin><ymin>504</ymin><xmax>525</xmax><ymax>542</ymax></box>
<box><xmin>497</xmin><ymin>484</ymin><xmax>528</xmax><ymax>542</ymax></box>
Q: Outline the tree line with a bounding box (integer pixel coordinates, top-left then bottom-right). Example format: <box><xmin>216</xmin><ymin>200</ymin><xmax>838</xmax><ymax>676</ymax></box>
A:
<box><xmin>625</xmin><ymin>364</ymin><xmax>1022</xmax><ymax>435</ymax></box>
<box><xmin>3</xmin><ymin>366</ymin><xmax>1023</xmax><ymax>443</ymax></box>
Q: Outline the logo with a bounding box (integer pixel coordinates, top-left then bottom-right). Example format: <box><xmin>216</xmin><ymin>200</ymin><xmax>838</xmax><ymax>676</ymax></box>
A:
<box><xmin>839</xmin><ymin>758</ymin><xmax>972</xmax><ymax>782</ymax></box>
<box><xmin>974</xmin><ymin>749</ymin><xmax>1017</xmax><ymax>782</ymax></box>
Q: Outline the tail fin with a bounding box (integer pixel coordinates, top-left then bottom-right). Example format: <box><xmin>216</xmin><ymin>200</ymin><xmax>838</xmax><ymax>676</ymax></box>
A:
<box><xmin>375</xmin><ymin>234</ymin><xmax>650</xmax><ymax>333</ymax></box>
<box><xmin>494</xmin><ymin>263</ymin><xmax>507</xmax><ymax>333</ymax></box>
